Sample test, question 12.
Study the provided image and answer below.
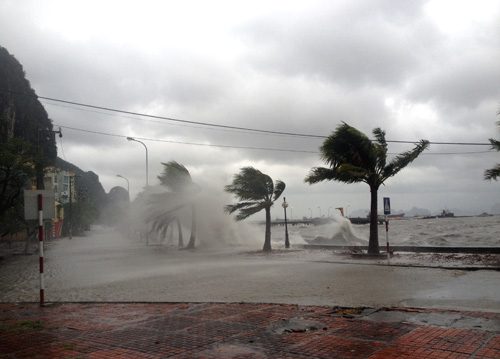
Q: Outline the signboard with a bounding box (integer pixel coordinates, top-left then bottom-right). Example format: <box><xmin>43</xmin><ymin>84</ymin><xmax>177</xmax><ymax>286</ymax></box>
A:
<box><xmin>383</xmin><ymin>197</ymin><xmax>391</xmax><ymax>215</ymax></box>
<box><xmin>23</xmin><ymin>190</ymin><xmax>55</xmax><ymax>220</ymax></box>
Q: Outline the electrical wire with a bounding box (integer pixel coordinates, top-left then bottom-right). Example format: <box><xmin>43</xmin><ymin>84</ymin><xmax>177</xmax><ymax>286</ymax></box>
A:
<box><xmin>54</xmin><ymin>124</ymin><xmax>319</xmax><ymax>154</ymax></box>
<box><xmin>1</xmin><ymin>89</ymin><xmax>492</xmax><ymax>146</ymax></box>
<box><xmin>55</xmin><ymin>123</ymin><xmax>496</xmax><ymax>156</ymax></box>
<box><xmin>41</xmin><ymin>100</ymin><xmax>299</xmax><ymax>138</ymax></box>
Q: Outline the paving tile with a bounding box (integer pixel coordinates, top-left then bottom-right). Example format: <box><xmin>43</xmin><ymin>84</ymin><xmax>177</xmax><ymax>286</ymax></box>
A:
<box><xmin>0</xmin><ymin>303</ymin><xmax>497</xmax><ymax>359</ymax></box>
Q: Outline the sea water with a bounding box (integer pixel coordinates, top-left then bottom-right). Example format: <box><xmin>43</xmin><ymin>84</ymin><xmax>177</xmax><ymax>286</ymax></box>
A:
<box><xmin>270</xmin><ymin>215</ymin><xmax>500</xmax><ymax>247</ymax></box>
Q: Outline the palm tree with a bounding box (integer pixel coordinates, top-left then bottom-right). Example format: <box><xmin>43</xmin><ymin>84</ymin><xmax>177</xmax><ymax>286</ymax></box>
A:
<box><xmin>147</xmin><ymin>161</ymin><xmax>198</xmax><ymax>249</ymax></box>
<box><xmin>225</xmin><ymin>167</ymin><xmax>285</xmax><ymax>252</ymax></box>
<box><xmin>305</xmin><ymin>123</ymin><xmax>429</xmax><ymax>254</ymax></box>
<box><xmin>484</xmin><ymin>121</ymin><xmax>499</xmax><ymax>181</ymax></box>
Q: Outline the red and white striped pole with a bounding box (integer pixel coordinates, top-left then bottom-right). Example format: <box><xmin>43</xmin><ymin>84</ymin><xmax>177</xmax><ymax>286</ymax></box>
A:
<box><xmin>37</xmin><ymin>193</ymin><xmax>45</xmax><ymax>306</ymax></box>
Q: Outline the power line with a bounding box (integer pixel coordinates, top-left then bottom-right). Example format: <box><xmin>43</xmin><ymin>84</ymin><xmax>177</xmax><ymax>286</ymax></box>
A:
<box><xmin>35</xmin><ymin>92</ymin><xmax>325</xmax><ymax>138</ymax></box>
<box><xmin>55</xmin><ymin>123</ymin><xmax>495</xmax><ymax>156</ymax></box>
<box><xmin>2</xmin><ymin>89</ymin><xmax>492</xmax><ymax>146</ymax></box>
<box><xmin>41</xmin><ymin>100</ymin><xmax>299</xmax><ymax>138</ymax></box>
<box><xmin>54</xmin><ymin>124</ymin><xmax>318</xmax><ymax>154</ymax></box>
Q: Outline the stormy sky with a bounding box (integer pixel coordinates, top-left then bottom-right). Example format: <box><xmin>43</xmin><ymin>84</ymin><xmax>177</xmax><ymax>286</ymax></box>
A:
<box><xmin>1</xmin><ymin>0</ymin><xmax>499</xmax><ymax>216</ymax></box>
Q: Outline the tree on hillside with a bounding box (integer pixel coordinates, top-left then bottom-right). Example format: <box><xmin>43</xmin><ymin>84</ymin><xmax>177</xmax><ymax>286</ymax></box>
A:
<box><xmin>305</xmin><ymin>123</ymin><xmax>429</xmax><ymax>254</ymax></box>
<box><xmin>225</xmin><ymin>167</ymin><xmax>285</xmax><ymax>252</ymax></box>
<box><xmin>147</xmin><ymin>161</ymin><xmax>199</xmax><ymax>249</ymax></box>
<box><xmin>0</xmin><ymin>46</ymin><xmax>57</xmax><ymax>189</ymax></box>
<box><xmin>484</xmin><ymin>121</ymin><xmax>499</xmax><ymax>181</ymax></box>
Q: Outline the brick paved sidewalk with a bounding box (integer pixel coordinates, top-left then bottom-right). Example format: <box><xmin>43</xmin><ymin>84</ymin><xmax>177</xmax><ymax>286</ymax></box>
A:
<box><xmin>1</xmin><ymin>303</ymin><xmax>499</xmax><ymax>358</ymax></box>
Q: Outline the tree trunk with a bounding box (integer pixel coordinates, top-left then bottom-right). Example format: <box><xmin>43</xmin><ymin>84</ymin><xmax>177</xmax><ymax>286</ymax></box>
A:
<box><xmin>263</xmin><ymin>206</ymin><xmax>272</xmax><ymax>252</ymax></box>
<box><xmin>186</xmin><ymin>204</ymin><xmax>196</xmax><ymax>249</ymax></box>
<box><xmin>35</xmin><ymin>163</ymin><xmax>45</xmax><ymax>190</ymax></box>
<box><xmin>176</xmin><ymin>217</ymin><xmax>184</xmax><ymax>248</ymax></box>
<box><xmin>368</xmin><ymin>186</ymin><xmax>380</xmax><ymax>254</ymax></box>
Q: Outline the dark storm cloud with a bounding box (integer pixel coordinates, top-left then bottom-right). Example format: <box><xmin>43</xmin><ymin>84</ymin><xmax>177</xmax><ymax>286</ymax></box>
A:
<box><xmin>240</xmin><ymin>0</ymin><xmax>437</xmax><ymax>88</ymax></box>
<box><xmin>1</xmin><ymin>0</ymin><xmax>499</xmax><ymax>212</ymax></box>
<box><xmin>408</xmin><ymin>51</ymin><xmax>500</xmax><ymax>109</ymax></box>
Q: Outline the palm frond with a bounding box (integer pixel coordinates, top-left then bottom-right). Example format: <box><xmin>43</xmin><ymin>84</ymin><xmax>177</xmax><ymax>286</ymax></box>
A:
<box><xmin>145</xmin><ymin>191</ymin><xmax>189</xmax><ymax>232</ymax></box>
<box><xmin>225</xmin><ymin>167</ymin><xmax>284</xmax><ymax>221</ymax></box>
<box><xmin>484</xmin><ymin>164</ymin><xmax>500</xmax><ymax>181</ymax></box>
<box><xmin>321</xmin><ymin>123</ymin><xmax>377</xmax><ymax>168</ymax></box>
<box><xmin>273</xmin><ymin>180</ymin><xmax>285</xmax><ymax>201</ymax></box>
<box><xmin>305</xmin><ymin>166</ymin><xmax>366</xmax><ymax>184</ymax></box>
<box><xmin>489</xmin><ymin>138</ymin><xmax>500</xmax><ymax>151</ymax></box>
<box><xmin>224</xmin><ymin>201</ymin><xmax>262</xmax><ymax>214</ymax></box>
<box><xmin>158</xmin><ymin>161</ymin><xmax>193</xmax><ymax>192</ymax></box>
<box><xmin>372</xmin><ymin>128</ymin><xmax>388</xmax><ymax>172</ymax></box>
<box><xmin>305</xmin><ymin>167</ymin><xmax>336</xmax><ymax>183</ymax></box>
<box><xmin>372</xmin><ymin>128</ymin><xmax>386</xmax><ymax>146</ymax></box>
<box><xmin>224</xmin><ymin>167</ymin><xmax>274</xmax><ymax>201</ymax></box>
<box><xmin>381</xmin><ymin>140</ymin><xmax>429</xmax><ymax>182</ymax></box>
<box><xmin>337</xmin><ymin>164</ymin><xmax>370</xmax><ymax>183</ymax></box>
<box><xmin>235</xmin><ymin>203</ymin><xmax>267</xmax><ymax>221</ymax></box>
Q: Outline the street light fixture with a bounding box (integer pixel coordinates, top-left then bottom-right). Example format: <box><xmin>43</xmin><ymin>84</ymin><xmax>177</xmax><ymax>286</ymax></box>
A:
<box><xmin>116</xmin><ymin>174</ymin><xmax>130</xmax><ymax>200</ymax></box>
<box><xmin>126</xmin><ymin>137</ymin><xmax>149</xmax><ymax>187</ymax></box>
<box><xmin>282</xmin><ymin>197</ymin><xmax>290</xmax><ymax>249</ymax></box>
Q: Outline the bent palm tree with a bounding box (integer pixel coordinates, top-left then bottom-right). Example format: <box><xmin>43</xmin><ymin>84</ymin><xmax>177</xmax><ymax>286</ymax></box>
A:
<box><xmin>148</xmin><ymin>161</ymin><xmax>199</xmax><ymax>249</ymax></box>
<box><xmin>305</xmin><ymin>123</ymin><xmax>429</xmax><ymax>254</ymax></box>
<box><xmin>225</xmin><ymin>167</ymin><xmax>285</xmax><ymax>252</ymax></box>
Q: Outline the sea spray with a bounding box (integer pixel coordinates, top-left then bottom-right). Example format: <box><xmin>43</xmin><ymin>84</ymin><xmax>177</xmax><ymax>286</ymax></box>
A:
<box><xmin>125</xmin><ymin>179</ymin><xmax>266</xmax><ymax>249</ymax></box>
<box><xmin>295</xmin><ymin>214</ymin><xmax>367</xmax><ymax>245</ymax></box>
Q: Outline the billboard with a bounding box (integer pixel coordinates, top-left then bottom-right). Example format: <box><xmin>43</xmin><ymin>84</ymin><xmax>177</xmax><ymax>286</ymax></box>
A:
<box><xmin>23</xmin><ymin>190</ymin><xmax>55</xmax><ymax>220</ymax></box>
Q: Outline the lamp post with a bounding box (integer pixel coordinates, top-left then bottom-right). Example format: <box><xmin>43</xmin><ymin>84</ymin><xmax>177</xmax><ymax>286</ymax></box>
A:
<box><xmin>69</xmin><ymin>174</ymin><xmax>73</xmax><ymax>239</ymax></box>
<box><xmin>282</xmin><ymin>197</ymin><xmax>290</xmax><ymax>249</ymax></box>
<box><xmin>116</xmin><ymin>174</ymin><xmax>130</xmax><ymax>200</ymax></box>
<box><xmin>126</xmin><ymin>137</ymin><xmax>149</xmax><ymax>187</ymax></box>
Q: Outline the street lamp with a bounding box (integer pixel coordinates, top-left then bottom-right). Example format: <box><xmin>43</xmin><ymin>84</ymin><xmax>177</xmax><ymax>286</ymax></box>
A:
<box><xmin>126</xmin><ymin>137</ymin><xmax>149</xmax><ymax>187</ymax></box>
<box><xmin>116</xmin><ymin>174</ymin><xmax>130</xmax><ymax>200</ymax></box>
<box><xmin>282</xmin><ymin>197</ymin><xmax>290</xmax><ymax>249</ymax></box>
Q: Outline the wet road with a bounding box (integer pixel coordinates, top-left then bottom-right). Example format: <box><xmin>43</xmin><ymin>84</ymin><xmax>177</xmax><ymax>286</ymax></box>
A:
<box><xmin>1</xmin><ymin>226</ymin><xmax>499</xmax><ymax>312</ymax></box>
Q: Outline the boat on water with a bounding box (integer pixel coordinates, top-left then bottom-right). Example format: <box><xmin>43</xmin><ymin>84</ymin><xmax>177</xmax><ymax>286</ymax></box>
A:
<box><xmin>437</xmin><ymin>209</ymin><xmax>454</xmax><ymax>218</ymax></box>
<box><xmin>387</xmin><ymin>213</ymin><xmax>405</xmax><ymax>219</ymax></box>
<box><xmin>348</xmin><ymin>217</ymin><xmax>370</xmax><ymax>225</ymax></box>
<box><xmin>348</xmin><ymin>216</ymin><xmax>385</xmax><ymax>225</ymax></box>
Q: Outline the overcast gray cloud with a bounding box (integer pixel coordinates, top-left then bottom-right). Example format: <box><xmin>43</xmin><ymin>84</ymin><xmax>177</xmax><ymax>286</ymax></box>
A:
<box><xmin>1</xmin><ymin>0</ymin><xmax>499</xmax><ymax>216</ymax></box>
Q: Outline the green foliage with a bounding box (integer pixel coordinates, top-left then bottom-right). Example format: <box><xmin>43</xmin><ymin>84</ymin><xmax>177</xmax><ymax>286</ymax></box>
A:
<box><xmin>225</xmin><ymin>167</ymin><xmax>285</xmax><ymax>251</ymax></box>
<box><xmin>158</xmin><ymin>161</ymin><xmax>193</xmax><ymax>192</ymax></box>
<box><xmin>0</xmin><ymin>138</ymin><xmax>34</xmax><ymax>235</ymax></box>
<box><xmin>305</xmin><ymin>123</ymin><xmax>428</xmax><ymax>254</ymax></box>
<box><xmin>0</xmin><ymin>46</ymin><xmax>57</xmax><ymax>187</ymax></box>
<box><xmin>305</xmin><ymin>123</ymin><xmax>429</xmax><ymax>190</ymax></box>
<box><xmin>484</xmin><ymin>123</ymin><xmax>499</xmax><ymax>180</ymax></box>
<box><xmin>225</xmin><ymin>167</ymin><xmax>285</xmax><ymax>220</ymax></box>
